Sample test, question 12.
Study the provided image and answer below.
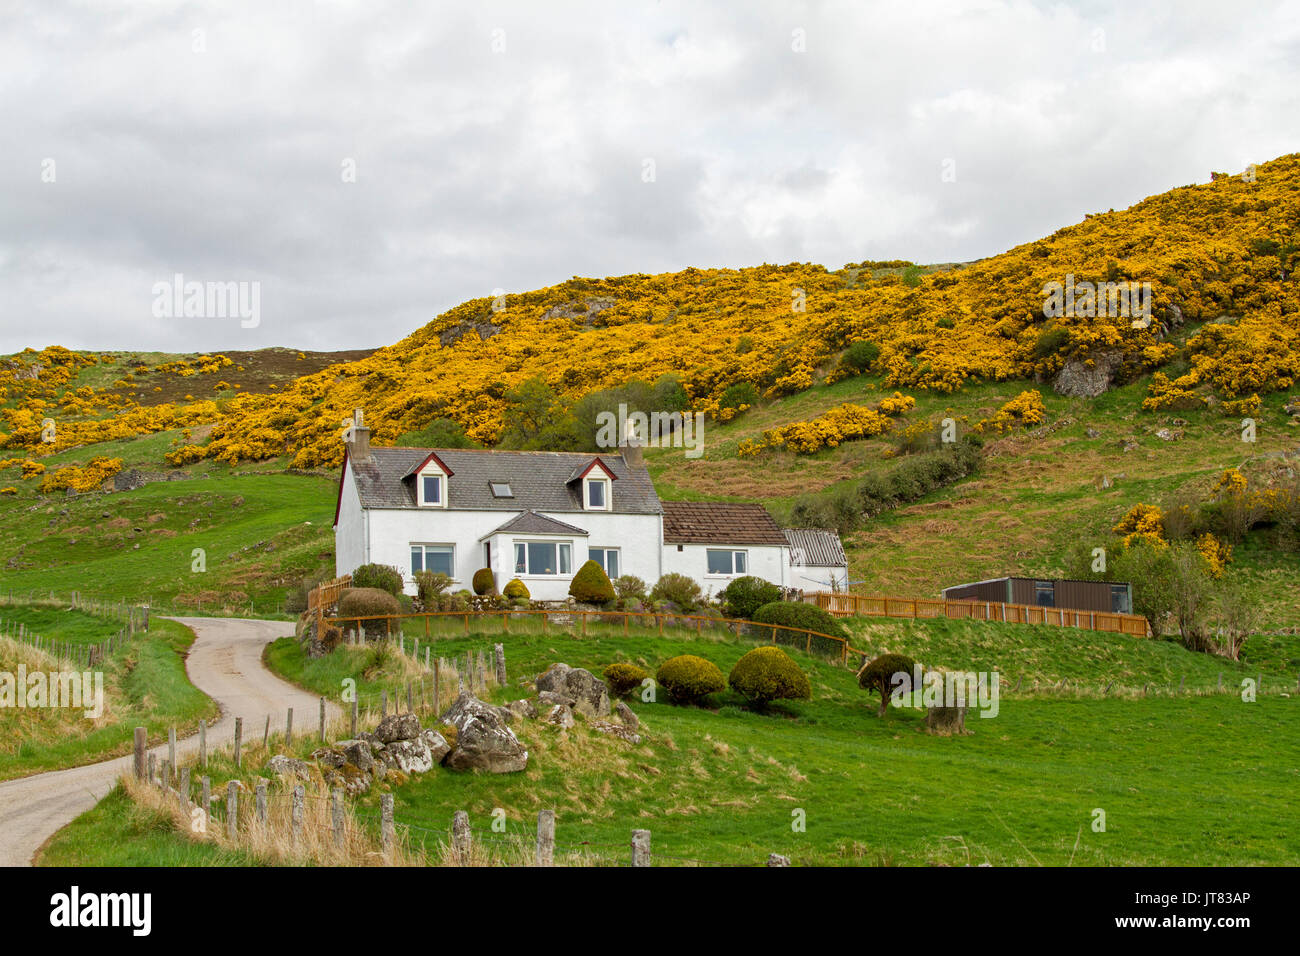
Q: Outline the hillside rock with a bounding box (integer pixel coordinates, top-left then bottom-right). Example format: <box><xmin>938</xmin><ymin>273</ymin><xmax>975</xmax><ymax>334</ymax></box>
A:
<box><xmin>589</xmin><ymin>720</ymin><xmax>641</xmax><ymax>745</ymax></box>
<box><xmin>1053</xmin><ymin>349</ymin><xmax>1124</xmax><ymax>398</ymax></box>
<box><xmin>536</xmin><ymin>663</ymin><xmax>610</xmax><ymax>717</ymax></box>
<box><xmin>420</xmin><ymin>729</ymin><xmax>451</xmax><ymax>763</ymax></box>
<box><xmin>546</xmin><ymin>703</ymin><xmax>575</xmax><ymax>729</ymax></box>
<box><xmin>375</xmin><ymin>712</ymin><xmax>421</xmax><ymax>743</ymax></box>
<box><xmin>440</xmin><ymin>692</ymin><xmax>528</xmax><ymax>773</ymax></box>
<box><xmin>382</xmin><ymin>738</ymin><xmax>435</xmax><ymax>774</ymax></box>
<box><xmin>265</xmin><ymin>755</ymin><xmax>313</xmax><ymax>780</ymax></box>
<box><xmin>507</xmin><ymin>698</ymin><xmax>538</xmax><ymax>721</ymax></box>
<box><xmin>616</xmin><ymin>700</ymin><xmax>639</xmax><ymax>731</ymax></box>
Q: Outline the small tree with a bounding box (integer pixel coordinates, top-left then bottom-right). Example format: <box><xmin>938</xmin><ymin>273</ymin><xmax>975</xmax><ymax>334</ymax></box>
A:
<box><xmin>650</xmin><ymin>572</ymin><xmax>703</xmax><ymax>612</ymax></box>
<box><xmin>414</xmin><ymin>571</ymin><xmax>453</xmax><ymax>608</ymax></box>
<box><xmin>857</xmin><ymin>653</ymin><xmax>919</xmax><ymax>717</ymax></box>
<box><xmin>351</xmin><ymin>563</ymin><xmax>404</xmax><ymax>596</ymax></box>
<box><xmin>720</xmin><ymin>576</ymin><xmax>782</xmax><ymax>619</ymax></box>
<box><xmin>728</xmin><ymin>647</ymin><xmax>811</xmax><ymax>709</ymax></box>
<box><xmin>569</xmin><ymin>559</ymin><xmax>615</xmax><ymax>605</ymax></box>
<box><xmin>613</xmin><ymin>575</ymin><xmax>648</xmax><ymax>604</ymax></box>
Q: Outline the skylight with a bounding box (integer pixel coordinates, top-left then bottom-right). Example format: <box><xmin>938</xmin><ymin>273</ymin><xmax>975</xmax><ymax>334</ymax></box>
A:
<box><xmin>489</xmin><ymin>481</ymin><xmax>513</xmax><ymax>498</ymax></box>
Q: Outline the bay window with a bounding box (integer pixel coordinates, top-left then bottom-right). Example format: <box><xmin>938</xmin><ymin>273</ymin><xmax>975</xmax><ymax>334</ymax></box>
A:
<box><xmin>514</xmin><ymin>540</ymin><xmax>573</xmax><ymax>575</ymax></box>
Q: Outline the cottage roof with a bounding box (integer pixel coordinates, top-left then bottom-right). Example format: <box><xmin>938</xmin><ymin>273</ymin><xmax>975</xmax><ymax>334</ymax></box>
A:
<box><xmin>661</xmin><ymin>501</ymin><xmax>788</xmax><ymax>546</ymax></box>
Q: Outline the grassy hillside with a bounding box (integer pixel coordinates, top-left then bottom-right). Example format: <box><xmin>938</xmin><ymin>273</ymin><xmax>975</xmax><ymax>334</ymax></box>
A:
<box><xmin>44</xmin><ymin>621</ymin><xmax>1300</xmax><ymax>866</ymax></box>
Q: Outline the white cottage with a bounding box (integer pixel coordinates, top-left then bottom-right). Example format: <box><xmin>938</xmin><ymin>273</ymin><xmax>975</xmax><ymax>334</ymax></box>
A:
<box><xmin>331</xmin><ymin>420</ymin><xmax>837</xmax><ymax>600</ymax></box>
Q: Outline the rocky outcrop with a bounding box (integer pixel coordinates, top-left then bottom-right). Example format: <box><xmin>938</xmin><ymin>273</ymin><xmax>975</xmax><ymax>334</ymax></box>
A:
<box><xmin>440</xmin><ymin>692</ymin><xmax>529</xmax><ymax>773</ymax></box>
<box><xmin>616</xmin><ymin>700</ymin><xmax>639</xmax><ymax>731</ymax></box>
<box><xmin>536</xmin><ymin>663</ymin><xmax>610</xmax><ymax>718</ymax></box>
<box><xmin>375</xmin><ymin>712</ymin><xmax>422</xmax><ymax>744</ymax></box>
<box><xmin>264</xmin><ymin>755</ymin><xmax>312</xmax><ymax>780</ymax></box>
<box><xmin>1053</xmin><ymin>349</ymin><xmax>1124</xmax><ymax>398</ymax></box>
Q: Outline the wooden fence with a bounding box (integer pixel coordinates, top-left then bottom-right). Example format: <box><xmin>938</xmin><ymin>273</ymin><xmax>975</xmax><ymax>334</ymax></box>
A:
<box><xmin>808</xmin><ymin>592</ymin><xmax>1150</xmax><ymax>637</ymax></box>
<box><xmin>306</xmin><ymin>574</ymin><xmax>352</xmax><ymax>633</ymax></box>
<box><xmin>323</xmin><ymin>607</ymin><xmax>865</xmax><ymax>665</ymax></box>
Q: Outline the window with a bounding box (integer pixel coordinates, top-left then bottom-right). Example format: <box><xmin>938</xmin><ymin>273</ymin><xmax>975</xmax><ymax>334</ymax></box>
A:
<box><xmin>706</xmin><ymin>549</ymin><xmax>747</xmax><ymax>575</ymax></box>
<box><xmin>411</xmin><ymin>544</ymin><xmax>454</xmax><ymax>577</ymax></box>
<box><xmin>483</xmin><ymin>541</ymin><xmax>491</xmax><ymax>567</ymax></box>
<box><xmin>586</xmin><ymin>478</ymin><xmax>607</xmax><ymax>509</ymax></box>
<box><xmin>514</xmin><ymin>541</ymin><xmax>572</xmax><ymax>575</ymax></box>
<box><xmin>489</xmin><ymin>481</ymin><xmax>513</xmax><ymax>498</ymax></box>
<box><xmin>590</xmin><ymin>547</ymin><xmax>620</xmax><ymax>579</ymax></box>
<box><xmin>1110</xmin><ymin>584</ymin><xmax>1130</xmax><ymax>614</ymax></box>
<box><xmin>419</xmin><ymin>473</ymin><xmax>443</xmax><ymax>506</ymax></box>
<box><xmin>1034</xmin><ymin>581</ymin><xmax>1055</xmax><ymax>607</ymax></box>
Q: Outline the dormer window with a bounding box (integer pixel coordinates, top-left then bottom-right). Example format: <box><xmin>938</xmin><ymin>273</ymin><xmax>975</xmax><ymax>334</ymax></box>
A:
<box><xmin>585</xmin><ymin>477</ymin><xmax>609</xmax><ymax>510</ymax></box>
<box><xmin>419</xmin><ymin>472</ymin><xmax>446</xmax><ymax>507</ymax></box>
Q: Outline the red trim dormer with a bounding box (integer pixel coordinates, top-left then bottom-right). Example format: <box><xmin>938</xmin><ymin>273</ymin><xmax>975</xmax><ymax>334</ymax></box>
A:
<box><xmin>569</xmin><ymin>457</ymin><xmax>618</xmax><ymax>483</ymax></box>
<box><xmin>401</xmin><ymin>451</ymin><xmax>456</xmax><ymax>480</ymax></box>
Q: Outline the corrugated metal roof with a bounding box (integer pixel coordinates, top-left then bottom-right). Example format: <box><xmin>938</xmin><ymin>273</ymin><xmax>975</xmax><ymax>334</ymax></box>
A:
<box><xmin>783</xmin><ymin>528</ymin><xmax>847</xmax><ymax>567</ymax></box>
<box><xmin>348</xmin><ymin>447</ymin><xmax>661</xmax><ymax>514</ymax></box>
<box><xmin>662</xmin><ymin>501</ymin><xmax>787</xmax><ymax>546</ymax></box>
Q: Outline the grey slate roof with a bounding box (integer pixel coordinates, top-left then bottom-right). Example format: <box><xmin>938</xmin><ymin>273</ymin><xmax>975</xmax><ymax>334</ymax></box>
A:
<box><xmin>484</xmin><ymin>510</ymin><xmax>589</xmax><ymax>537</ymax></box>
<box><xmin>784</xmin><ymin>528</ymin><xmax>848</xmax><ymax>567</ymax></box>
<box><xmin>661</xmin><ymin>501</ymin><xmax>788</xmax><ymax>546</ymax></box>
<box><xmin>348</xmin><ymin>447</ymin><xmax>662</xmax><ymax>514</ymax></box>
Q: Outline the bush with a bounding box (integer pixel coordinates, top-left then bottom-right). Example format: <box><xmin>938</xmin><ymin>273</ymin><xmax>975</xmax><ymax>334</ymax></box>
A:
<box><xmin>650</xmin><ymin>573</ymin><xmax>703</xmax><ymax>612</ymax></box>
<box><xmin>655</xmin><ymin>655</ymin><xmax>725</xmax><ymax>705</ymax></box>
<box><xmin>603</xmin><ymin>661</ymin><xmax>650</xmax><ymax>699</ymax></box>
<box><xmin>718</xmin><ymin>381</ymin><xmax>760</xmax><ymax>416</ymax></box>
<box><xmin>503</xmin><ymin>577</ymin><xmax>530</xmax><ymax>600</ymax></box>
<box><xmin>720</xmin><ymin>576</ymin><xmax>782</xmax><ymax>619</ymax></box>
<box><xmin>752</xmin><ymin>601</ymin><xmax>848</xmax><ymax>640</ymax></box>
<box><xmin>858</xmin><ymin>653</ymin><xmax>919</xmax><ymax>716</ymax></box>
<box><xmin>472</xmin><ymin>567</ymin><xmax>496</xmax><ymax>596</ymax></box>
<box><xmin>337</xmin><ymin>587</ymin><xmax>401</xmax><ymax>639</ymax></box>
<box><xmin>569</xmin><ymin>559</ymin><xmax>615</xmax><ymax>604</ymax></box>
<box><xmin>839</xmin><ymin>340</ymin><xmax>881</xmax><ymax>375</ymax></box>
<box><xmin>614</xmin><ymin>575</ymin><xmax>648</xmax><ymax>603</ymax></box>
<box><xmin>414</xmin><ymin>571</ymin><xmax>454</xmax><ymax>607</ymax></box>
<box><xmin>728</xmin><ymin>646</ymin><xmax>811</xmax><ymax>707</ymax></box>
<box><xmin>350</xmin><ymin>563</ymin><xmax>405</xmax><ymax>596</ymax></box>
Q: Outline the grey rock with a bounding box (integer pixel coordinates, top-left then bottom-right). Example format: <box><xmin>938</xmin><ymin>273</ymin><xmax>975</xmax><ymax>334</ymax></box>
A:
<box><xmin>265</xmin><ymin>754</ymin><xmax>312</xmax><ymax>780</ymax></box>
<box><xmin>536</xmin><ymin>663</ymin><xmax>610</xmax><ymax>718</ymax></box>
<box><xmin>589</xmin><ymin>720</ymin><xmax>641</xmax><ymax>745</ymax></box>
<box><xmin>546</xmin><ymin>704</ymin><xmax>575</xmax><ymax>729</ymax></box>
<box><xmin>384</xmin><ymin>738</ymin><xmax>434</xmax><ymax>774</ymax></box>
<box><xmin>507</xmin><ymin>698</ymin><xmax>538</xmax><ymax>720</ymax></box>
<box><xmin>1053</xmin><ymin>348</ymin><xmax>1124</xmax><ymax>398</ymax></box>
<box><xmin>440</xmin><ymin>693</ymin><xmax>528</xmax><ymax>773</ymax></box>
<box><xmin>375</xmin><ymin>712</ymin><xmax>422</xmax><ymax>743</ymax></box>
<box><xmin>420</xmin><ymin>729</ymin><xmax>451</xmax><ymax>763</ymax></box>
<box><xmin>615</xmin><ymin>700</ymin><xmax>639</xmax><ymax>730</ymax></box>
<box><xmin>336</xmin><ymin>738</ymin><xmax>375</xmax><ymax>772</ymax></box>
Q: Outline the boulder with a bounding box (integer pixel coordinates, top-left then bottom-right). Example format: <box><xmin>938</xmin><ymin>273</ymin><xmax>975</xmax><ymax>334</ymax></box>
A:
<box><xmin>1053</xmin><ymin>349</ymin><xmax>1124</xmax><ymax>398</ymax></box>
<box><xmin>310</xmin><ymin>746</ymin><xmax>345</xmax><ymax>770</ymax></box>
<box><xmin>265</xmin><ymin>754</ymin><xmax>312</xmax><ymax>780</ymax></box>
<box><xmin>440</xmin><ymin>693</ymin><xmax>528</xmax><ymax>773</ymax></box>
<box><xmin>420</xmin><ymin>729</ymin><xmax>451</xmax><ymax>763</ymax></box>
<box><xmin>538</xmin><ymin>690</ymin><xmax>576</xmax><ymax>709</ymax></box>
<box><xmin>546</xmin><ymin>704</ymin><xmax>575</xmax><ymax>729</ymax></box>
<box><xmin>589</xmin><ymin>720</ymin><xmax>641</xmax><ymax>745</ymax></box>
<box><xmin>336</xmin><ymin>738</ymin><xmax>376</xmax><ymax>773</ymax></box>
<box><xmin>322</xmin><ymin>763</ymin><xmax>372</xmax><ymax>796</ymax></box>
<box><xmin>507</xmin><ymin>698</ymin><xmax>538</xmax><ymax>721</ymax></box>
<box><xmin>924</xmin><ymin>705</ymin><xmax>970</xmax><ymax>736</ymax></box>
<box><xmin>383</xmin><ymin>738</ymin><xmax>435</xmax><ymax>774</ymax></box>
<box><xmin>375</xmin><ymin>712</ymin><xmax>422</xmax><ymax>743</ymax></box>
<box><xmin>536</xmin><ymin>663</ymin><xmax>610</xmax><ymax>718</ymax></box>
<box><xmin>616</xmin><ymin>700</ymin><xmax>639</xmax><ymax>731</ymax></box>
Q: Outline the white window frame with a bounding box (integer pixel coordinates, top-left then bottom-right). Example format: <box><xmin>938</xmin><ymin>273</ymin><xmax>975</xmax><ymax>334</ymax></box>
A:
<box><xmin>705</xmin><ymin>548</ymin><xmax>748</xmax><ymax>576</ymax></box>
<box><xmin>417</xmin><ymin>469</ymin><xmax>447</xmax><ymax>508</ymax></box>
<box><xmin>411</xmin><ymin>543</ymin><xmax>456</xmax><ymax>579</ymax></box>
<box><xmin>584</xmin><ymin>476</ymin><xmax>611</xmax><ymax>511</ymax></box>
<box><xmin>589</xmin><ymin>546</ymin><xmax>620</xmax><ymax>579</ymax></box>
<box><xmin>513</xmin><ymin>539</ymin><xmax>573</xmax><ymax>576</ymax></box>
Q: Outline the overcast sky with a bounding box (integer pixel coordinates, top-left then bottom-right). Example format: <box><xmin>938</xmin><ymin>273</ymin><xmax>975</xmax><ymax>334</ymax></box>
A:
<box><xmin>1</xmin><ymin>0</ymin><xmax>1297</xmax><ymax>354</ymax></box>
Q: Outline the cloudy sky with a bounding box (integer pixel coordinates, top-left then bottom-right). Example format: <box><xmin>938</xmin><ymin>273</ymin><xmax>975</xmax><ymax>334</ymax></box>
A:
<box><xmin>2</xmin><ymin>0</ymin><xmax>1297</xmax><ymax>354</ymax></box>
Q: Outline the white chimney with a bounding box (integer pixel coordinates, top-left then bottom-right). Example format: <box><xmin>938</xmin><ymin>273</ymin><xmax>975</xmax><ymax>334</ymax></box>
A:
<box><xmin>348</xmin><ymin>408</ymin><xmax>371</xmax><ymax>461</ymax></box>
<box><xmin>619</xmin><ymin>414</ymin><xmax>644</xmax><ymax>468</ymax></box>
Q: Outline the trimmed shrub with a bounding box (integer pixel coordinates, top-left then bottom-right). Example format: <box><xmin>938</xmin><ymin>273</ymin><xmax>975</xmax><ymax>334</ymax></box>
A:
<box><xmin>503</xmin><ymin>578</ymin><xmax>530</xmax><ymax>600</ymax></box>
<box><xmin>569</xmin><ymin>559</ymin><xmax>615</xmax><ymax>604</ymax></box>
<box><xmin>414</xmin><ymin>571</ymin><xmax>453</xmax><ymax>607</ymax></box>
<box><xmin>338</xmin><ymin>587</ymin><xmax>401</xmax><ymax>639</ymax></box>
<box><xmin>720</xmin><ymin>575</ymin><xmax>782</xmax><ymax>619</ymax></box>
<box><xmin>603</xmin><ymin>661</ymin><xmax>650</xmax><ymax>699</ymax></box>
<box><xmin>858</xmin><ymin>653</ymin><xmax>919</xmax><ymax>716</ymax></box>
<box><xmin>655</xmin><ymin>655</ymin><xmax>725</xmax><ymax>705</ymax></box>
<box><xmin>752</xmin><ymin>601</ymin><xmax>848</xmax><ymax>640</ymax></box>
<box><xmin>650</xmin><ymin>572</ymin><xmax>703</xmax><ymax>612</ymax></box>
<box><xmin>614</xmin><ymin>574</ymin><xmax>648</xmax><ymax>603</ymax></box>
<box><xmin>350</xmin><ymin>563</ymin><xmax>404</xmax><ymax>596</ymax></box>
<box><xmin>472</xmin><ymin>567</ymin><xmax>496</xmax><ymax>596</ymax></box>
<box><xmin>728</xmin><ymin>646</ymin><xmax>811</xmax><ymax>706</ymax></box>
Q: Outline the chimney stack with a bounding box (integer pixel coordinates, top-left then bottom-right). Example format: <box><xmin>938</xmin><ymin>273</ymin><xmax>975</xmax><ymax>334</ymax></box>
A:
<box><xmin>348</xmin><ymin>408</ymin><xmax>371</xmax><ymax>461</ymax></box>
<box><xmin>619</xmin><ymin>415</ymin><xmax>644</xmax><ymax>468</ymax></box>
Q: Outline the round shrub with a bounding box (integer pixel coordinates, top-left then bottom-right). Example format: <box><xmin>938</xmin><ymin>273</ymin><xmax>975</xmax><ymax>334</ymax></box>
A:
<box><xmin>337</xmin><ymin>587</ymin><xmax>401</xmax><ymax>638</ymax></box>
<box><xmin>472</xmin><ymin>567</ymin><xmax>496</xmax><ymax>596</ymax></box>
<box><xmin>720</xmin><ymin>575</ymin><xmax>782</xmax><ymax>619</ymax></box>
<box><xmin>603</xmin><ymin>661</ymin><xmax>649</xmax><ymax>699</ymax></box>
<box><xmin>718</xmin><ymin>381</ymin><xmax>760</xmax><ymax>416</ymax></box>
<box><xmin>728</xmin><ymin>646</ymin><xmax>811</xmax><ymax>706</ymax></box>
<box><xmin>857</xmin><ymin>653</ymin><xmax>919</xmax><ymax>716</ymax></box>
<box><xmin>614</xmin><ymin>574</ymin><xmax>648</xmax><ymax>603</ymax></box>
<box><xmin>839</xmin><ymin>340</ymin><xmax>881</xmax><ymax>375</ymax></box>
<box><xmin>655</xmin><ymin>654</ymin><xmax>725</xmax><ymax>705</ymax></box>
<box><xmin>752</xmin><ymin>601</ymin><xmax>848</xmax><ymax>640</ymax></box>
<box><xmin>569</xmin><ymin>559</ymin><xmax>615</xmax><ymax>604</ymax></box>
<box><xmin>650</xmin><ymin>572</ymin><xmax>703</xmax><ymax>612</ymax></box>
<box><xmin>414</xmin><ymin>570</ymin><xmax>453</xmax><ymax>608</ymax></box>
<box><xmin>350</xmin><ymin>563</ymin><xmax>404</xmax><ymax>596</ymax></box>
<box><xmin>503</xmin><ymin>578</ymin><xmax>530</xmax><ymax>600</ymax></box>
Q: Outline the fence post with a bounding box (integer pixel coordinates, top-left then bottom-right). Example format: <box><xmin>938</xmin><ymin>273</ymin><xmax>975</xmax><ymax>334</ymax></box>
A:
<box><xmin>407</xmin><ymin>681</ymin><xmax>413</xmax><ymax>713</ymax></box>
<box><xmin>133</xmin><ymin>727</ymin><xmax>146</xmax><ymax>780</ymax></box>
<box><xmin>168</xmin><ymin>726</ymin><xmax>176</xmax><ymax>781</ymax></box>
<box><xmin>226</xmin><ymin>781</ymin><xmax>238</xmax><ymax>839</ymax></box>
<box><xmin>351</xmin><ymin>697</ymin><xmax>358</xmax><ymax>737</ymax></box>
<box><xmin>201</xmin><ymin>776</ymin><xmax>211</xmax><ymax>828</ymax></box>
<box><xmin>332</xmin><ymin>788</ymin><xmax>345</xmax><ymax>849</ymax></box>
<box><xmin>179</xmin><ymin>767</ymin><xmax>190</xmax><ymax>812</ymax></box>
<box><xmin>381</xmin><ymin>793</ymin><xmax>394</xmax><ymax>856</ymax></box>
<box><xmin>256</xmin><ymin>778</ymin><xmax>267</xmax><ymax>824</ymax></box>
<box><xmin>234</xmin><ymin>717</ymin><xmax>243</xmax><ymax>768</ymax></box>
<box><xmin>381</xmin><ymin>691</ymin><xmax>388</xmax><ymax>718</ymax></box>
<box><xmin>452</xmin><ymin>810</ymin><xmax>472</xmax><ymax>863</ymax></box>
<box><xmin>199</xmin><ymin>719</ymin><xmax>207</xmax><ymax>768</ymax></box>
<box><xmin>495</xmin><ymin>643</ymin><xmax>507</xmax><ymax>686</ymax></box>
<box><xmin>536</xmin><ymin>809</ymin><xmax>555</xmax><ymax>866</ymax></box>
<box><xmin>631</xmin><ymin>829</ymin><xmax>651</xmax><ymax>867</ymax></box>
<box><xmin>286</xmin><ymin>707</ymin><xmax>293</xmax><ymax>745</ymax></box>
<box><xmin>319</xmin><ymin>697</ymin><xmax>326</xmax><ymax>742</ymax></box>
<box><xmin>292</xmin><ymin>786</ymin><xmax>304</xmax><ymax>844</ymax></box>
<box><xmin>434</xmin><ymin>660</ymin><xmax>442</xmax><ymax>714</ymax></box>
<box><xmin>147</xmin><ymin>753</ymin><xmax>156</xmax><ymax>785</ymax></box>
